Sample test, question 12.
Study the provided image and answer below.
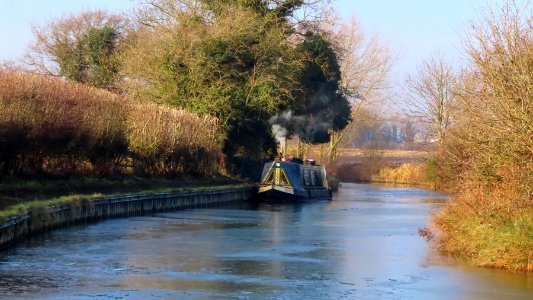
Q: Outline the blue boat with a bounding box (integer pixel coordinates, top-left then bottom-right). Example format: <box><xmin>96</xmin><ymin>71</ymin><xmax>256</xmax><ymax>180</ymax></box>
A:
<box><xmin>258</xmin><ymin>159</ymin><xmax>332</xmax><ymax>199</ymax></box>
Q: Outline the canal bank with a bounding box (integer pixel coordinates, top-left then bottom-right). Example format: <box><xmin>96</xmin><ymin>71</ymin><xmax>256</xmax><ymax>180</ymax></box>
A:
<box><xmin>0</xmin><ymin>185</ymin><xmax>256</xmax><ymax>251</ymax></box>
<box><xmin>1</xmin><ymin>183</ymin><xmax>531</xmax><ymax>299</ymax></box>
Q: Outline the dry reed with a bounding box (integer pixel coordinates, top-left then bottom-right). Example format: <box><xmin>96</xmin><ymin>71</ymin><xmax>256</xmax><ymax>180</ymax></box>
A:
<box><xmin>0</xmin><ymin>70</ymin><xmax>221</xmax><ymax>177</ymax></box>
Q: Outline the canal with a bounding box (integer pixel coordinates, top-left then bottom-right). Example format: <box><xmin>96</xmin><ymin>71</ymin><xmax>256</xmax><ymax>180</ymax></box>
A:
<box><xmin>0</xmin><ymin>183</ymin><xmax>531</xmax><ymax>299</ymax></box>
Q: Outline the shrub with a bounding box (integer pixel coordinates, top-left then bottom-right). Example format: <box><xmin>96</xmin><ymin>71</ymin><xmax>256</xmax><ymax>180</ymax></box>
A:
<box><xmin>0</xmin><ymin>71</ymin><xmax>129</xmax><ymax>176</ymax></box>
<box><xmin>0</xmin><ymin>70</ymin><xmax>221</xmax><ymax>178</ymax></box>
<box><xmin>127</xmin><ymin>102</ymin><xmax>221</xmax><ymax>176</ymax></box>
<box><xmin>432</xmin><ymin>1</ymin><xmax>533</xmax><ymax>271</ymax></box>
<box><xmin>435</xmin><ymin>163</ymin><xmax>533</xmax><ymax>271</ymax></box>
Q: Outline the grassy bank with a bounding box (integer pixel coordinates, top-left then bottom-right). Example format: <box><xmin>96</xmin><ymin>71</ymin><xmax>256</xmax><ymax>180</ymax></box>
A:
<box><xmin>373</xmin><ymin>162</ymin><xmax>437</xmax><ymax>189</ymax></box>
<box><xmin>0</xmin><ymin>176</ymin><xmax>244</xmax><ymax>222</ymax></box>
<box><xmin>336</xmin><ymin>151</ymin><xmax>533</xmax><ymax>272</ymax></box>
<box><xmin>434</xmin><ymin>191</ymin><xmax>533</xmax><ymax>271</ymax></box>
<box><xmin>430</xmin><ymin>2</ymin><xmax>533</xmax><ymax>272</ymax></box>
<box><xmin>333</xmin><ymin>149</ymin><xmax>437</xmax><ymax>188</ymax></box>
<box><xmin>433</xmin><ymin>166</ymin><xmax>533</xmax><ymax>272</ymax></box>
<box><xmin>0</xmin><ymin>71</ymin><xmax>252</xmax><ymax>223</ymax></box>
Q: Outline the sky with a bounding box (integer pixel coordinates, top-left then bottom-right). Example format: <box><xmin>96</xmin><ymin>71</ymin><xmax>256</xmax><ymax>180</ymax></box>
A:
<box><xmin>0</xmin><ymin>0</ymin><xmax>136</xmax><ymax>62</ymax></box>
<box><xmin>335</xmin><ymin>0</ymin><xmax>491</xmax><ymax>82</ymax></box>
<box><xmin>0</xmin><ymin>0</ymin><xmax>497</xmax><ymax>82</ymax></box>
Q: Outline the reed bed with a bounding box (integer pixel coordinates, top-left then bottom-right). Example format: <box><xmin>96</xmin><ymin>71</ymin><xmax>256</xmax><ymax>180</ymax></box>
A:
<box><xmin>0</xmin><ymin>70</ymin><xmax>221</xmax><ymax>177</ymax></box>
<box><xmin>127</xmin><ymin>102</ymin><xmax>221</xmax><ymax>176</ymax></box>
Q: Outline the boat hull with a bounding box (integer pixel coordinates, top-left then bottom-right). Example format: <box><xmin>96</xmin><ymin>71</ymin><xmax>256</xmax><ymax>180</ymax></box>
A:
<box><xmin>257</xmin><ymin>160</ymin><xmax>332</xmax><ymax>200</ymax></box>
<box><xmin>257</xmin><ymin>185</ymin><xmax>331</xmax><ymax>200</ymax></box>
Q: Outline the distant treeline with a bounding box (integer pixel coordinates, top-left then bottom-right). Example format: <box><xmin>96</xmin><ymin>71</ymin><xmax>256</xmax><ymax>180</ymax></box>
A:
<box><xmin>0</xmin><ymin>71</ymin><xmax>220</xmax><ymax>177</ymax></box>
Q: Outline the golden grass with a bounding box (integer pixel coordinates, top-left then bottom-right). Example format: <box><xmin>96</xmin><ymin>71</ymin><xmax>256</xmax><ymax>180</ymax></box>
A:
<box><xmin>434</xmin><ymin>164</ymin><xmax>533</xmax><ymax>271</ymax></box>
<box><xmin>338</xmin><ymin>148</ymin><xmax>430</xmax><ymax>160</ymax></box>
<box><xmin>0</xmin><ymin>70</ymin><xmax>221</xmax><ymax>177</ymax></box>
<box><xmin>374</xmin><ymin>163</ymin><xmax>435</xmax><ymax>188</ymax></box>
<box><xmin>127</xmin><ymin>102</ymin><xmax>221</xmax><ymax>176</ymax></box>
<box><xmin>332</xmin><ymin>148</ymin><xmax>435</xmax><ymax>187</ymax></box>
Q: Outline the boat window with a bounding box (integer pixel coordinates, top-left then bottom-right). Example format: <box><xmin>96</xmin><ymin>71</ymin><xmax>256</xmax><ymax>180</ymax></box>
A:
<box><xmin>311</xmin><ymin>171</ymin><xmax>316</xmax><ymax>185</ymax></box>
<box><xmin>303</xmin><ymin>170</ymin><xmax>310</xmax><ymax>185</ymax></box>
<box><xmin>280</xmin><ymin>170</ymin><xmax>290</xmax><ymax>185</ymax></box>
<box><xmin>264</xmin><ymin>170</ymin><xmax>274</xmax><ymax>184</ymax></box>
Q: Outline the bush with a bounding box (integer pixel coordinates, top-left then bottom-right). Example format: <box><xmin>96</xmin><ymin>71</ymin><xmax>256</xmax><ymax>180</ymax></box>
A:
<box><xmin>435</xmin><ymin>163</ymin><xmax>533</xmax><ymax>271</ymax></box>
<box><xmin>0</xmin><ymin>70</ymin><xmax>221</xmax><ymax>178</ymax></box>
<box><xmin>432</xmin><ymin>1</ymin><xmax>533</xmax><ymax>271</ymax></box>
<box><xmin>127</xmin><ymin>102</ymin><xmax>220</xmax><ymax>176</ymax></box>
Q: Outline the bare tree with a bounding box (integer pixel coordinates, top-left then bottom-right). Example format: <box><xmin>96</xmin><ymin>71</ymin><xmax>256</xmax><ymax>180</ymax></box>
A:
<box><xmin>451</xmin><ymin>0</ymin><xmax>533</xmax><ymax>172</ymax></box>
<box><xmin>318</xmin><ymin>12</ymin><xmax>394</xmax><ymax>162</ymax></box>
<box><xmin>404</xmin><ymin>55</ymin><xmax>457</xmax><ymax>145</ymax></box>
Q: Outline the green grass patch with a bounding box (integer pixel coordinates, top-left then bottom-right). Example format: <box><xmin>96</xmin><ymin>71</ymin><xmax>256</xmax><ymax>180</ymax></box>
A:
<box><xmin>0</xmin><ymin>193</ymin><xmax>104</xmax><ymax>222</ymax></box>
<box><xmin>0</xmin><ymin>176</ymin><xmax>248</xmax><ymax>222</ymax></box>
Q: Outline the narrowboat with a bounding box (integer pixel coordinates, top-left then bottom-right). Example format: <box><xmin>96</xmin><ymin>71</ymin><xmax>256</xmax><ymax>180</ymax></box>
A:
<box><xmin>258</xmin><ymin>158</ymin><xmax>332</xmax><ymax>199</ymax></box>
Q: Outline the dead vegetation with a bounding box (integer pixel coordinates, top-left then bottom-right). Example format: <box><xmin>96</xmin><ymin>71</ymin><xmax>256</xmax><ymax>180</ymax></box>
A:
<box><xmin>0</xmin><ymin>70</ymin><xmax>221</xmax><ymax>178</ymax></box>
<box><xmin>430</xmin><ymin>0</ymin><xmax>533</xmax><ymax>271</ymax></box>
<box><xmin>326</xmin><ymin>148</ymin><xmax>434</xmax><ymax>187</ymax></box>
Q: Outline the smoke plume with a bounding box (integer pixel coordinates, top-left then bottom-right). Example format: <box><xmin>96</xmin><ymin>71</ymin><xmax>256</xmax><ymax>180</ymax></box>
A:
<box><xmin>271</xmin><ymin>124</ymin><xmax>287</xmax><ymax>145</ymax></box>
<box><xmin>269</xmin><ymin>90</ymin><xmax>351</xmax><ymax>144</ymax></box>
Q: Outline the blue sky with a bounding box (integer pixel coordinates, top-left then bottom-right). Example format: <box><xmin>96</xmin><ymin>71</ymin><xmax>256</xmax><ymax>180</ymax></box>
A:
<box><xmin>0</xmin><ymin>0</ymin><xmax>136</xmax><ymax>62</ymax></box>
<box><xmin>336</xmin><ymin>0</ymin><xmax>490</xmax><ymax>81</ymax></box>
<box><xmin>0</xmin><ymin>0</ymin><xmax>496</xmax><ymax>80</ymax></box>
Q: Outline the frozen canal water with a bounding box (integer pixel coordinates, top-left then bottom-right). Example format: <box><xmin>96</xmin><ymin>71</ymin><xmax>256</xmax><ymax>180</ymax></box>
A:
<box><xmin>0</xmin><ymin>183</ymin><xmax>532</xmax><ymax>299</ymax></box>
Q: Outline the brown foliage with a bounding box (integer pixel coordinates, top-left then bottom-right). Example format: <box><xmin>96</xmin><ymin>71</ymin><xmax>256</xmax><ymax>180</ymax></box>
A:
<box><xmin>435</xmin><ymin>162</ymin><xmax>533</xmax><ymax>271</ymax></box>
<box><xmin>434</xmin><ymin>0</ymin><xmax>533</xmax><ymax>271</ymax></box>
<box><xmin>0</xmin><ymin>70</ymin><xmax>221</xmax><ymax>177</ymax></box>
<box><xmin>418</xmin><ymin>227</ymin><xmax>435</xmax><ymax>242</ymax></box>
<box><xmin>127</xmin><ymin>102</ymin><xmax>221</xmax><ymax>176</ymax></box>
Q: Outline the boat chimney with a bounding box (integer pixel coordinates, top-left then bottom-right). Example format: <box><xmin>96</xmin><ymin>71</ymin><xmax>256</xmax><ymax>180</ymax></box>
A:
<box><xmin>277</xmin><ymin>139</ymin><xmax>287</xmax><ymax>159</ymax></box>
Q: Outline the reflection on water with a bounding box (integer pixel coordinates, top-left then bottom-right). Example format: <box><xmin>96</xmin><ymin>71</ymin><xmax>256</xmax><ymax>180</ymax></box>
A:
<box><xmin>0</xmin><ymin>183</ymin><xmax>531</xmax><ymax>299</ymax></box>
